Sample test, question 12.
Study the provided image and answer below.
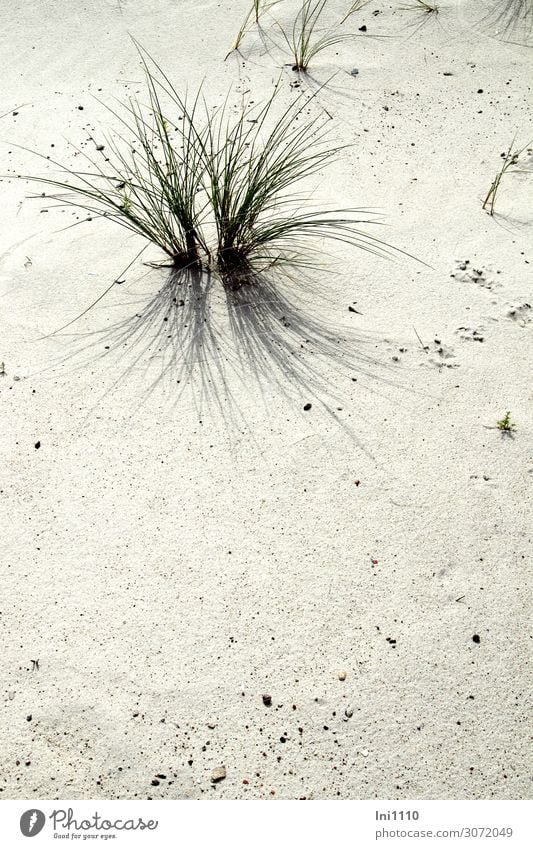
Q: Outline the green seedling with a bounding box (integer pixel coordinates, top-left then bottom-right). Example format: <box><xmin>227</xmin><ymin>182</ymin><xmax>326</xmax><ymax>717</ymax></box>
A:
<box><xmin>496</xmin><ymin>411</ymin><xmax>516</xmax><ymax>433</ymax></box>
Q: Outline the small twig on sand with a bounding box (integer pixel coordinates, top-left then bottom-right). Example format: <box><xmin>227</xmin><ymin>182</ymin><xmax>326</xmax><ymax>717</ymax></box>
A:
<box><xmin>413</xmin><ymin>325</ymin><xmax>429</xmax><ymax>352</ymax></box>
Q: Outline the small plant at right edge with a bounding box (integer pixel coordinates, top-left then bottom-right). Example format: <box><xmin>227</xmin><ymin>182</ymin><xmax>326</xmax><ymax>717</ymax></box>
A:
<box><xmin>482</xmin><ymin>137</ymin><xmax>532</xmax><ymax>216</ymax></box>
<box><xmin>496</xmin><ymin>411</ymin><xmax>516</xmax><ymax>434</ymax></box>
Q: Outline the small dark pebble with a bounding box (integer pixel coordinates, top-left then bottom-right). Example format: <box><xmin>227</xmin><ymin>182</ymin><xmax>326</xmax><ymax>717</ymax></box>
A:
<box><xmin>262</xmin><ymin>694</ymin><xmax>272</xmax><ymax>706</ymax></box>
<box><xmin>26</xmin><ymin>715</ymin><xmax>32</xmax><ymax>721</ymax></box>
<box><xmin>477</xmin><ymin>89</ymin><xmax>483</xmax><ymax>94</ymax></box>
<box><xmin>280</xmin><ymin>736</ymin><xmax>287</xmax><ymax>743</ymax></box>
<box><xmin>34</xmin><ymin>441</ymin><xmax>40</xmax><ymax>449</ymax></box>
<box><xmin>303</xmin><ymin>403</ymin><xmax>312</xmax><ymax>411</ymax></box>
<box><xmin>151</xmin><ymin>779</ymin><xmax>160</xmax><ymax>786</ymax></box>
<box><xmin>359</xmin><ymin>25</ymin><xmax>367</xmax><ymax>32</ymax></box>
<box><xmin>350</xmin><ymin>68</ymin><xmax>359</xmax><ymax>76</ymax></box>
<box><xmin>155</xmin><ymin>773</ymin><xmax>166</xmax><ymax>779</ymax></box>
<box><xmin>472</xmin><ymin>634</ymin><xmax>480</xmax><ymax>644</ymax></box>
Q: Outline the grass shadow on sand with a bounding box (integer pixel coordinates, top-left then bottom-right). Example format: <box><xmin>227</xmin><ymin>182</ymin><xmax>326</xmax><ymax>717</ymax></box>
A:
<box><xmin>472</xmin><ymin>0</ymin><xmax>533</xmax><ymax>45</ymax></box>
<box><xmin>55</xmin><ymin>263</ymin><xmax>405</xmax><ymax>447</ymax></box>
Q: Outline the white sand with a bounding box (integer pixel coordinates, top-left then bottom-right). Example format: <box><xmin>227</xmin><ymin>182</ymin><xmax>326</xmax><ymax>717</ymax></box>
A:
<box><xmin>0</xmin><ymin>0</ymin><xmax>531</xmax><ymax>800</ymax></box>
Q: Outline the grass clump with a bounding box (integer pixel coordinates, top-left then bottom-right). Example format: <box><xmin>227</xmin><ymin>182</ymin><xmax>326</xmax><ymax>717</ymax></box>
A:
<box><xmin>21</xmin><ymin>51</ymin><xmax>407</xmax><ymax>287</ymax></box>
<box><xmin>201</xmin><ymin>90</ymin><xmax>391</xmax><ymax>278</ymax></box>
<box><xmin>228</xmin><ymin>1</ymin><xmax>368</xmax><ymax>71</ymax></box>
<box><xmin>21</xmin><ymin>63</ymin><xmax>209</xmax><ymax>268</ymax></box>
<box><xmin>280</xmin><ymin>0</ymin><xmax>354</xmax><ymax>71</ymax></box>
<box><xmin>496</xmin><ymin>411</ymin><xmax>516</xmax><ymax>433</ymax></box>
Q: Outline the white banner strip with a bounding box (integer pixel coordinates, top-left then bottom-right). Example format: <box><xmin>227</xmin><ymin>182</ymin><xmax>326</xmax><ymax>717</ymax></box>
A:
<box><xmin>1</xmin><ymin>799</ymin><xmax>530</xmax><ymax>849</ymax></box>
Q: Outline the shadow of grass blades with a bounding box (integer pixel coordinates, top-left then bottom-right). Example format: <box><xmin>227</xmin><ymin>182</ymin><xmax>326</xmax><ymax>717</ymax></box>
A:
<box><xmin>60</xmin><ymin>263</ymin><xmax>397</xmax><ymax>444</ymax></box>
<box><xmin>478</xmin><ymin>0</ymin><xmax>533</xmax><ymax>44</ymax></box>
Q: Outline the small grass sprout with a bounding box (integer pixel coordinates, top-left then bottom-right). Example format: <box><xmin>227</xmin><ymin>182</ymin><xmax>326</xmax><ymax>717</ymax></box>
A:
<box><xmin>281</xmin><ymin>0</ymin><xmax>354</xmax><ymax>72</ymax></box>
<box><xmin>226</xmin><ymin>0</ymin><xmax>283</xmax><ymax>58</ymax></box>
<box><xmin>482</xmin><ymin>137</ymin><xmax>531</xmax><ymax>216</ymax></box>
<box><xmin>496</xmin><ymin>411</ymin><xmax>516</xmax><ymax>433</ymax></box>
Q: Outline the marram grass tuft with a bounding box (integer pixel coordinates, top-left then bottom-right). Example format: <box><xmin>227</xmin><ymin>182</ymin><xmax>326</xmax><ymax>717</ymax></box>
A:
<box><xmin>20</xmin><ymin>50</ymin><xmax>412</xmax><ymax>287</ymax></box>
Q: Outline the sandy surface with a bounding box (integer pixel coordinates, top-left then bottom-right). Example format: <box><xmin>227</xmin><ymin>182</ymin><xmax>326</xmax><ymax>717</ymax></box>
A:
<box><xmin>1</xmin><ymin>0</ymin><xmax>531</xmax><ymax>800</ymax></box>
